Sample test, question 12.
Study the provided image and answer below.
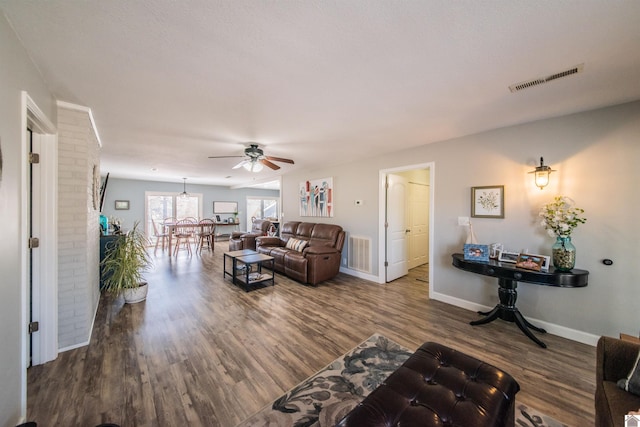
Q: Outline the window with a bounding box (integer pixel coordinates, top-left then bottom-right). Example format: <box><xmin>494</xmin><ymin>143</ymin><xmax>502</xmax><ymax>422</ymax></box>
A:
<box><xmin>246</xmin><ymin>197</ymin><xmax>279</xmax><ymax>224</ymax></box>
<box><xmin>145</xmin><ymin>192</ymin><xmax>203</xmax><ymax>240</ymax></box>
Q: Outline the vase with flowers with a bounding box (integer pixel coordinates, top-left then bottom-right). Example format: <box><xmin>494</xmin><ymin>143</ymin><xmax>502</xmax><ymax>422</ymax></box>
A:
<box><xmin>539</xmin><ymin>196</ymin><xmax>586</xmax><ymax>271</ymax></box>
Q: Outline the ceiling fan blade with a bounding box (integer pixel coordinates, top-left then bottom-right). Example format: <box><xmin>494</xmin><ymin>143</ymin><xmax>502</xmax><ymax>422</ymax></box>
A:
<box><xmin>208</xmin><ymin>155</ymin><xmax>245</xmax><ymax>159</ymax></box>
<box><xmin>265</xmin><ymin>155</ymin><xmax>294</xmax><ymax>164</ymax></box>
<box><xmin>260</xmin><ymin>159</ymin><xmax>280</xmax><ymax>170</ymax></box>
<box><xmin>232</xmin><ymin>159</ymin><xmax>249</xmax><ymax>169</ymax></box>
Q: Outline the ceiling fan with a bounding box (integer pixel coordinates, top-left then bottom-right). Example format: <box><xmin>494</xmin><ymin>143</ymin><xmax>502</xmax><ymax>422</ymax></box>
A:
<box><xmin>208</xmin><ymin>143</ymin><xmax>294</xmax><ymax>172</ymax></box>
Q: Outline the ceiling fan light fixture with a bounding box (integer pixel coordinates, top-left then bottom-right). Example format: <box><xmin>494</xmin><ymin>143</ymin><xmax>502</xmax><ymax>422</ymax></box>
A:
<box><xmin>243</xmin><ymin>160</ymin><xmax>263</xmax><ymax>172</ymax></box>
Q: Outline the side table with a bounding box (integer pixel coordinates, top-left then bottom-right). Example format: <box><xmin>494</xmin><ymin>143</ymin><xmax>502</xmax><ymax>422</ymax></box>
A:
<box><xmin>223</xmin><ymin>249</ymin><xmax>274</xmax><ymax>292</ymax></box>
<box><xmin>452</xmin><ymin>253</ymin><xmax>589</xmax><ymax>348</ymax></box>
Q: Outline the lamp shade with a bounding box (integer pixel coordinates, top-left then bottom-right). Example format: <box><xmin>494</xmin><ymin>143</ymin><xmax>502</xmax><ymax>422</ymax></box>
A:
<box><xmin>243</xmin><ymin>160</ymin><xmax>263</xmax><ymax>172</ymax></box>
<box><xmin>529</xmin><ymin>157</ymin><xmax>555</xmax><ymax>189</ymax></box>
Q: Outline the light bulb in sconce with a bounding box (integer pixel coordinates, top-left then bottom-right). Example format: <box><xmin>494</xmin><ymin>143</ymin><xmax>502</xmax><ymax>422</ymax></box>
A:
<box><xmin>529</xmin><ymin>157</ymin><xmax>556</xmax><ymax>189</ymax></box>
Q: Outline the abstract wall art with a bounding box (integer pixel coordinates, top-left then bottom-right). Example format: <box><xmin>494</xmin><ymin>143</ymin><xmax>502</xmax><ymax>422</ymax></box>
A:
<box><xmin>300</xmin><ymin>177</ymin><xmax>333</xmax><ymax>217</ymax></box>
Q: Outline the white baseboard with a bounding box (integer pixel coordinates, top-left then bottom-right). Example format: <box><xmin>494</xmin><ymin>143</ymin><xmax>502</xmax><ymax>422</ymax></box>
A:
<box><xmin>430</xmin><ymin>291</ymin><xmax>599</xmax><ymax>347</ymax></box>
<box><xmin>339</xmin><ymin>266</ymin><xmax>381</xmax><ymax>283</ymax></box>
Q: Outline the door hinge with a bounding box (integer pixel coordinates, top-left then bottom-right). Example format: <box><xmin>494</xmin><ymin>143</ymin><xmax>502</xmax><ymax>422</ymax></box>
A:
<box><xmin>28</xmin><ymin>237</ymin><xmax>40</xmax><ymax>249</ymax></box>
<box><xmin>29</xmin><ymin>152</ymin><xmax>40</xmax><ymax>164</ymax></box>
<box><xmin>384</xmin><ymin>261</ymin><xmax>388</xmax><ymax>267</ymax></box>
<box><xmin>29</xmin><ymin>321</ymin><xmax>39</xmax><ymax>334</ymax></box>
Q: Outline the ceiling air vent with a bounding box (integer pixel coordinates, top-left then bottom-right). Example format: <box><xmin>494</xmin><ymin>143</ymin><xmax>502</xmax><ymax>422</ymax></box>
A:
<box><xmin>509</xmin><ymin>64</ymin><xmax>584</xmax><ymax>93</ymax></box>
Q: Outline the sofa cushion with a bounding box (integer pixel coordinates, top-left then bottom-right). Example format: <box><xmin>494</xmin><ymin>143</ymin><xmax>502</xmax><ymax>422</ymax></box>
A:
<box><xmin>285</xmin><ymin>237</ymin><xmax>308</xmax><ymax>252</ymax></box>
<box><xmin>618</xmin><ymin>351</ymin><xmax>640</xmax><ymax>396</ymax></box>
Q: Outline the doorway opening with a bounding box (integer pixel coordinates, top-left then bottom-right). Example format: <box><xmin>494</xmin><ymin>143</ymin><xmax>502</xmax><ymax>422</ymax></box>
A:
<box><xmin>378</xmin><ymin>162</ymin><xmax>434</xmax><ymax>294</ymax></box>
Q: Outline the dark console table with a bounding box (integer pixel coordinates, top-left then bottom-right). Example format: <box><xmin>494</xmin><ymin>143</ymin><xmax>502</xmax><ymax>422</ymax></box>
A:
<box><xmin>452</xmin><ymin>253</ymin><xmax>588</xmax><ymax>348</ymax></box>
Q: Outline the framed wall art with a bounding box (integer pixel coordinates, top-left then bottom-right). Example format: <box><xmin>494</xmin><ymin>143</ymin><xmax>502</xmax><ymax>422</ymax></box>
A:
<box><xmin>300</xmin><ymin>177</ymin><xmax>333</xmax><ymax>217</ymax></box>
<box><xmin>114</xmin><ymin>200</ymin><xmax>129</xmax><ymax>210</ymax></box>
<box><xmin>471</xmin><ymin>185</ymin><xmax>504</xmax><ymax>218</ymax></box>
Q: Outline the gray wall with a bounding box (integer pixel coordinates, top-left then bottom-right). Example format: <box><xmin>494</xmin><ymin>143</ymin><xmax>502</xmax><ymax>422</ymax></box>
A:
<box><xmin>0</xmin><ymin>12</ymin><xmax>57</xmax><ymax>427</ymax></box>
<box><xmin>101</xmin><ymin>177</ymin><xmax>279</xmax><ymax>232</ymax></box>
<box><xmin>282</xmin><ymin>101</ymin><xmax>640</xmax><ymax>343</ymax></box>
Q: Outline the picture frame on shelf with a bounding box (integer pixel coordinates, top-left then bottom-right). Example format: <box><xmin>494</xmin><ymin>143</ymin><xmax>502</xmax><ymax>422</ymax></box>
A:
<box><xmin>114</xmin><ymin>200</ymin><xmax>129</xmax><ymax>210</ymax></box>
<box><xmin>463</xmin><ymin>244</ymin><xmax>490</xmax><ymax>262</ymax></box>
<box><xmin>498</xmin><ymin>250</ymin><xmax>519</xmax><ymax>263</ymax></box>
<box><xmin>515</xmin><ymin>253</ymin><xmax>545</xmax><ymax>271</ymax></box>
<box><xmin>528</xmin><ymin>253</ymin><xmax>551</xmax><ymax>271</ymax></box>
<box><xmin>471</xmin><ymin>185</ymin><xmax>504</xmax><ymax>218</ymax></box>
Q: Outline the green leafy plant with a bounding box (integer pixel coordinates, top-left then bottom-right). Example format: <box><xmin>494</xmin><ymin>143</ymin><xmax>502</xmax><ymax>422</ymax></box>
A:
<box><xmin>101</xmin><ymin>221</ymin><xmax>151</xmax><ymax>293</ymax></box>
<box><xmin>539</xmin><ymin>196</ymin><xmax>586</xmax><ymax>238</ymax></box>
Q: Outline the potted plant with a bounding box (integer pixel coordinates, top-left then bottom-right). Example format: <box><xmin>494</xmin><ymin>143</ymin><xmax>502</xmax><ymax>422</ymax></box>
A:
<box><xmin>100</xmin><ymin>221</ymin><xmax>152</xmax><ymax>303</ymax></box>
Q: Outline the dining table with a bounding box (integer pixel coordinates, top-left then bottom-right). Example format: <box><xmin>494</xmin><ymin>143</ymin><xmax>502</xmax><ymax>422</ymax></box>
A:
<box><xmin>163</xmin><ymin>220</ymin><xmax>238</xmax><ymax>250</ymax></box>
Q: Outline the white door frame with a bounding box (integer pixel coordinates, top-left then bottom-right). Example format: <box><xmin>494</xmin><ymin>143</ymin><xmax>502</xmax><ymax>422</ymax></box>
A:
<box><xmin>378</xmin><ymin>162</ymin><xmax>435</xmax><ymax>292</ymax></box>
<box><xmin>20</xmin><ymin>92</ymin><xmax>58</xmax><ymax>414</ymax></box>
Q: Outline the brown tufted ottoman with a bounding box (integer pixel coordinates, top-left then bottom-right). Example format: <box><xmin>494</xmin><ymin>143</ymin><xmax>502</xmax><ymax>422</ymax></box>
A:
<box><xmin>335</xmin><ymin>342</ymin><xmax>520</xmax><ymax>427</ymax></box>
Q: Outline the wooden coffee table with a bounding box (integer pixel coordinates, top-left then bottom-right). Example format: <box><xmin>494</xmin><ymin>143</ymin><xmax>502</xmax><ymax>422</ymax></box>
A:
<box><xmin>224</xmin><ymin>249</ymin><xmax>275</xmax><ymax>292</ymax></box>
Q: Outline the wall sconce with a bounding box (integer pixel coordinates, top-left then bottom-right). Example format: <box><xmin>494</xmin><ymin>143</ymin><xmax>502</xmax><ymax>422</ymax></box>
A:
<box><xmin>529</xmin><ymin>157</ymin><xmax>556</xmax><ymax>189</ymax></box>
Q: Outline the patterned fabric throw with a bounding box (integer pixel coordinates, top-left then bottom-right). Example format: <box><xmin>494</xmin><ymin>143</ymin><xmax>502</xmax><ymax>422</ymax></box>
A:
<box><xmin>285</xmin><ymin>238</ymin><xmax>308</xmax><ymax>252</ymax></box>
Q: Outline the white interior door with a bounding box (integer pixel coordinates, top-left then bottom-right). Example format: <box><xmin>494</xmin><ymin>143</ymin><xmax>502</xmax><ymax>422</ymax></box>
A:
<box><xmin>408</xmin><ymin>182</ymin><xmax>429</xmax><ymax>269</ymax></box>
<box><xmin>385</xmin><ymin>173</ymin><xmax>409</xmax><ymax>282</ymax></box>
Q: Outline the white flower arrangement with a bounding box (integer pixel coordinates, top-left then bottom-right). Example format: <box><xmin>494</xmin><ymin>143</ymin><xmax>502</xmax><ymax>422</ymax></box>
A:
<box><xmin>539</xmin><ymin>196</ymin><xmax>586</xmax><ymax>238</ymax></box>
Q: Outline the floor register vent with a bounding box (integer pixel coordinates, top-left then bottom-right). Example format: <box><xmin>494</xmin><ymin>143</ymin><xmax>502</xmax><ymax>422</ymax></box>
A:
<box><xmin>348</xmin><ymin>235</ymin><xmax>372</xmax><ymax>274</ymax></box>
<box><xmin>509</xmin><ymin>63</ymin><xmax>584</xmax><ymax>93</ymax></box>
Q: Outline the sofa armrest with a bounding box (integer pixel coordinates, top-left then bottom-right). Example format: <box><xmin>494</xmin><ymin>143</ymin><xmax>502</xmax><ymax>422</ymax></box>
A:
<box><xmin>597</xmin><ymin>336</ymin><xmax>640</xmax><ymax>384</ymax></box>
<box><xmin>256</xmin><ymin>236</ymin><xmax>284</xmax><ymax>247</ymax></box>
<box><xmin>230</xmin><ymin>231</ymin><xmax>245</xmax><ymax>239</ymax></box>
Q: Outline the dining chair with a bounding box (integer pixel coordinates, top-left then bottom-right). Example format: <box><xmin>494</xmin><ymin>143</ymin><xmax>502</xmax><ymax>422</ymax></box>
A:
<box><xmin>196</xmin><ymin>218</ymin><xmax>216</xmax><ymax>253</ymax></box>
<box><xmin>183</xmin><ymin>217</ymin><xmax>199</xmax><ymax>244</ymax></box>
<box><xmin>163</xmin><ymin>217</ymin><xmax>178</xmax><ymax>252</ymax></box>
<box><xmin>173</xmin><ymin>219</ymin><xmax>194</xmax><ymax>256</ymax></box>
<box><xmin>151</xmin><ymin>219</ymin><xmax>169</xmax><ymax>253</ymax></box>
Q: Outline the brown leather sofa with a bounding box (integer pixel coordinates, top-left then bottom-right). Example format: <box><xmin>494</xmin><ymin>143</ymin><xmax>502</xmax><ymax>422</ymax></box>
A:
<box><xmin>229</xmin><ymin>219</ymin><xmax>272</xmax><ymax>251</ymax></box>
<box><xmin>596</xmin><ymin>336</ymin><xmax>640</xmax><ymax>427</ymax></box>
<box><xmin>336</xmin><ymin>341</ymin><xmax>520</xmax><ymax>427</ymax></box>
<box><xmin>255</xmin><ymin>221</ymin><xmax>345</xmax><ymax>285</ymax></box>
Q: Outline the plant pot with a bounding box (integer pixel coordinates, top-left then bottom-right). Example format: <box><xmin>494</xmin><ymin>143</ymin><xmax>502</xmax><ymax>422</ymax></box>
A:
<box><xmin>123</xmin><ymin>282</ymin><xmax>148</xmax><ymax>304</ymax></box>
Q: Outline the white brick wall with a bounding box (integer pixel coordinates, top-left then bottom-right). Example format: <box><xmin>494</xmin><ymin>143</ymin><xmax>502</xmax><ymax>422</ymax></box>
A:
<box><xmin>57</xmin><ymin>106</ymin><xmax>101</xmax><ymax>349</ymax></box>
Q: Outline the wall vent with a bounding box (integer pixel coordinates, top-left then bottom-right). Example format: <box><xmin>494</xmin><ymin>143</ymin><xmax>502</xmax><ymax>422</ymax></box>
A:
<box><xmin>509</xmin><ymin>63</ymin><xmax>584</xmax><ymax>93</ymax></box>
<box><xmin>348</xmin><ymin>235</ymin><xmax>372</xmax><ymax>273</ymax></box>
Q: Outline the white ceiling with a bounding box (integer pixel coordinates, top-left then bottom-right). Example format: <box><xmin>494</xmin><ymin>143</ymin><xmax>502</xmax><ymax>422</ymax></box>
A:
<box><xmin>2</xmin><ymin>1</ymin><xmax>640</xmax><ymax>189</ymax></box>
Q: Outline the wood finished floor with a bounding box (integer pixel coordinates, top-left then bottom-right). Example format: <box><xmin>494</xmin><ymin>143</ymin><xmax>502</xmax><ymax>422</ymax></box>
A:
<box><xmin>27</xmin><ymin>242</ymin><xmax>596</xmax><ymax>426</ymax></box>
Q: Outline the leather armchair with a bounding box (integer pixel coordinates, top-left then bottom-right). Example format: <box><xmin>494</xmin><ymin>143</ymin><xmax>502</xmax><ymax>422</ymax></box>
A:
<box><xmin>229</xmin><ymin>219</ymin><xmax>272</xmax><ymax>251</ymax></box>
<box><xmin>596</xmin><ymin>336</ymin><xmax>640</xmax><ymax>427</ymax></box>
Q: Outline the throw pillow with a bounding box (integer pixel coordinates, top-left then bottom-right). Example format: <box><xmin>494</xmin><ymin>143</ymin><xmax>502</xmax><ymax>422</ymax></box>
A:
<box><xmin>285</xmin><ymin>238</ymin><xmax>308</xmax><ymax>252</ymax></box>
<box><xmin>618</xmin><ymin>351</ymin><xmax>640</xmax><ymax>396</ymax></box>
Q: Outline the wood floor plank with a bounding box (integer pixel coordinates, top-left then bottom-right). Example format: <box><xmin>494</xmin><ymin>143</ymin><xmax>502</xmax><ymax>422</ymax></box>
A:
<box><xmin>27</xmin><ymin>242</ymin><xmax>596</xmax><ymax>426</ymax></box>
